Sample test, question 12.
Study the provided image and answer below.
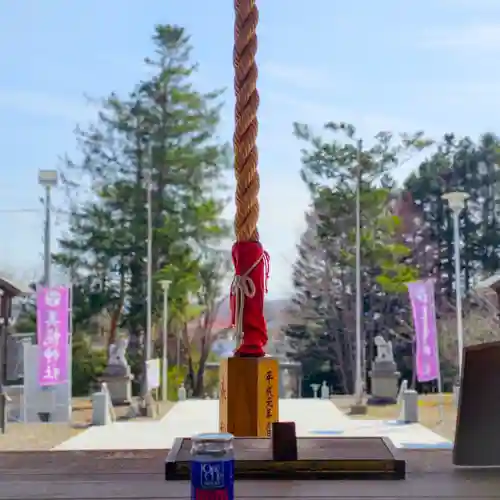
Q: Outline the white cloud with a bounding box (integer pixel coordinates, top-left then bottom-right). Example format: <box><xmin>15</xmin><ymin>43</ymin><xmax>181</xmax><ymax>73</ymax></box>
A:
<box><xmin>420</xmin><ymin>23</ymin><xmax>500</xmax><ymax>51</ymax></box>
<box><xmin>0</xmin><ymin>89</ymin><xmax>97</xmax><ymax>122</ymax></box>
<box><xmin>262</xmin><ymin>62</ymin><xmax>335</xmax><ymax>92</ymax></box>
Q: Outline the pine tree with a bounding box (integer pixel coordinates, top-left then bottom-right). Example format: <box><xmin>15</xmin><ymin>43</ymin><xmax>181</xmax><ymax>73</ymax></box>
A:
<box><xmin>285</xmin><ymin>211</ymin><xmax>356</xmax><ymax>393</ymax></box>
<box><xmin>404</xmin><ymin>133</ymin><xmax>500</xmax><ymax>298</ymax></box>
<box><xmin>285</xmin><ymin>122</ymin><xmax>425</xmax><ymax>394</ymax></box>
<box><xmin>55</xmin><ymin>25</ymin><xmax>230</xmax><ymax>391</ymax></box>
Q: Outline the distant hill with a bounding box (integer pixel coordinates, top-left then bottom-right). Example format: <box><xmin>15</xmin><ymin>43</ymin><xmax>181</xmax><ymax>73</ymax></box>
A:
<box><xmin>212</xmin><ymin>298</ymin><xmax>291</xmax><ymax>333</ymax></box>
<box><xmin>210</xmin><ymin>298</ymin><xmax>293</xmax><ymax>357</ymax></box>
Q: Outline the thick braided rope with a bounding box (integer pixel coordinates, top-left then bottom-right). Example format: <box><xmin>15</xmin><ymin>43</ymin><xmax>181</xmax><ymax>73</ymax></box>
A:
<box><xmin>234</xmin><ymin>0</ymin><xmax>260</xmax><ymax>242</ymax></box>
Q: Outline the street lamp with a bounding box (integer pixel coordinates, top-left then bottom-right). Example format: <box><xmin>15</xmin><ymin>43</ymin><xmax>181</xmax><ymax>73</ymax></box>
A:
<box><xmin>38</xmin><ymin>170</ymin><xmax>58</xmax><ymax>287</ymax></box>
<box><xmin>144</xmin><ymin>169</ymin><xmax>153</xmax><ymax>364</ymax></box>
<box><xmin>351</xmin><ymin>140</ymin><xmax>367</xmax><ymax>415</ymax></box>
<box><xmin>442</xmin><ymin>191</ymin><xmax>468</xmax><ymax>380</ymax></box>
<box><xmin>139</xmin><ymin>167</ymin><xmax>154</xmax><ymax>415</ymax></box>
<box><xmin>160</xmin><ymin>279</ymin><xmax>171</xmax><ymax>402</ymax></box>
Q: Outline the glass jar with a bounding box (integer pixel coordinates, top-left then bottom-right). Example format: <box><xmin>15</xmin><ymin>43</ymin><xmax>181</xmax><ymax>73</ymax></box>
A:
<box><xmin>191</xmin><ymin>433</ymin><xmax>234</xmax><ymax>458</ymax></box>
<box><xmin>190</xmin><ymin>433</ymin><xmax>235</xmax><ymax>500</ymax></box>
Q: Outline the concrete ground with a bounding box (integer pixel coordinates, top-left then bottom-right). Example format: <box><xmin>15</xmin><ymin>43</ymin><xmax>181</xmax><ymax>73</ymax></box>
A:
<box><xmin>54</xmin><ymin>398</ymin><xmax>450</xmax><ymax>451</ymax></box>
<box><xmin>54</xmin><ymin>399</ymin><xmax>217</xmax><ymax>451</ymax></box>
<box><xmin>0</xmin><ymin>399</ymin><xmax>175</xmax><ymax>451</ymax></box>
<box><xmin>333</xmin><ymin>393</ymin><xmax>457</xmax><ymax>441</ymax></box>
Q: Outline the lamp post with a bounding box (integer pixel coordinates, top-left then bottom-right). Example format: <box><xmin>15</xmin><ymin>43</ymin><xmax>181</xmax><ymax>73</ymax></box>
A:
<box><xmin>351</xmin><ymin>140</ymin><xmax>367</xmax><ymax>414</ymax></box>
<box><xmin>145</xmin><ymin>169</ymin><xmax>153</xmax><ymax>363</ymax></box>
<box><xmin>160</xmin><ymin>280</ymin><xmax>171</xmax><ymax>402</ymax></box>
<box><xmin>38</xmin><ymin>170</ymin><xmax>58</xmax><ymax>287</ymax></box>
<box><xmin>442</xmin><ymin>191</ymin><xmax>468</xmax><ymax>380</ymax></box>
<box><xmin>140</xmin><ymin>167</ymin><xmax>153</xmax><ymax>413</ymax></box>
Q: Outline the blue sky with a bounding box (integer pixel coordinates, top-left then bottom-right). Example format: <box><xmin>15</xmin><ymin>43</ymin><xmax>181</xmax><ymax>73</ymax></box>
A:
<box><xmin>1</xmin><ymin>0</ymin><xmax>500</xmax><ymax>296</ymax></box>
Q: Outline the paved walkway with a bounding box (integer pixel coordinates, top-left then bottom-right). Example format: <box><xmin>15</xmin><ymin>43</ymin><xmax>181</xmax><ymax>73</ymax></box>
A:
<box><xmin>54</xmin><ymin>399</ymin><xmax>450</xmax><ymax>451</ymax></box>
<box><xmin>54</xmin><ymin>400</ymin><xmax>219</xmax><ymax>451</ymax></box>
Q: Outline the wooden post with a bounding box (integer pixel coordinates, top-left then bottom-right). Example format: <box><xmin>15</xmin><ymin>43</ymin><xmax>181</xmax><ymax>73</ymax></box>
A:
<box><xmin>272</xmin><ymin>421</ymin><xmax>298</xmax><ymax>461</ymax></box>
<box><xmin>219</xmin><ymin>357</ymin><xmax>279</xmax><ymax>437</ymax></box>
<box><xmin>454</xmin><ymin>341</ymin><xmax>500</xmax><ymax>466</ymax></box>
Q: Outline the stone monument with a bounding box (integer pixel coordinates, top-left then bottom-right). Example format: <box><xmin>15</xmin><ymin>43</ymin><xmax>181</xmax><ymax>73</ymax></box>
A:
<box><xmin>320</xmin><ymin>380</ymin><xmax>330</xmax><ymax>399</ymax></box>
<box><xmin>368</xmin><ymin>335</ymin><xmax>400</xmax><ymax>405</ymax></box>
<box><xmin>280</xmin><ymin>368</ymin><xmax>290</xmax><ymax>398</ymax></box>
<box><xmin>397</xmin><ymin>379</ymin><xmax>408</xmax><ymax>405</ymax></box>
<box><xmin>100</xmin><ymin>336</ymin><xmax>133</xmax><ymax>405</ymax></box>
<box><xmin>398</xmin><ymin>388</ymin><xmax>419</xmax><ymax>423</ymax></box>
<box><xmin>178</xmin><ymin>382</ymin><xmax>187</xmax><ymax>401</ymax></box>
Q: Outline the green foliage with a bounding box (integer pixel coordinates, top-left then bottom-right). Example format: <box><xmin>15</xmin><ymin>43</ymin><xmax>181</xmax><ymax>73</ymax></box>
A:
<box><xmin>404</xmin><ymin>132</ymin><xmax>500</xmax><ymax>298</ymax></box>
<box><xmin>294</xmin><ymin>121</ymin><xmax>432</xmax><ymax>193</ymax></box>
<box><xmin>186</xmin><ymin>347</ymin><xmax>221</xmax><ymax>396</ymax></box>
<box><xmin>161</xmin><ymin>351</ymin><xmax>220</xmax><ymax>401</ymax></box>
<box><xmin>53</xmin><ymin>24</ymin><xmax>230</xmax><ymax>386</ymax></box>
<box><xmin>42</xmin><ymin>18</ymin><xmax>500</xmax><ymax>399</ymax></box>
<box><xmin>166</xmin><ymin>365</ymin><xmax>187</xmax><ymax>401</ymax></box>
<box><xmin>14</xmin><ymin>311</ymin><xmax>36</xmax><ymax>334</ymax></box>
<box><xmin>287</xmin><ymin>123</ymin><xmax>500</xmax><ymax>391</ymax></box>
<box><xmin>71</xmin><ymin>334</ymin><xmax>107</xmax><ymax>396</ymax></box>
<box><xmin>286</xmin><ymin>122</ymin><xmax>428</xmax><ymax>393</ymax></box>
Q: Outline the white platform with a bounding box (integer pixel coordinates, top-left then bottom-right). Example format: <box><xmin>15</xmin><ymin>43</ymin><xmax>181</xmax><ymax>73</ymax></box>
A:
<box><xmin>53</xmin><ymin>399</ymin><xmax>450</xmax><ymax>451</ymax></box>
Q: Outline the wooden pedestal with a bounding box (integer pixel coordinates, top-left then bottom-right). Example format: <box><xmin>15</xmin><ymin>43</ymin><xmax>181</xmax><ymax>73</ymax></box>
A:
<box><xmin>219</xmin><ymin>356</ymin><xmax>279</xmax><ymax>437</ymax></box>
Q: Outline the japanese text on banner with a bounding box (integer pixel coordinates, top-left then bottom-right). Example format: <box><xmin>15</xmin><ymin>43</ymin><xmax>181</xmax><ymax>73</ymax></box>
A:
<box><xmin>36</xmin><ymin>286</ymin><xmax>70</xmax><ymax>386</ymax></box>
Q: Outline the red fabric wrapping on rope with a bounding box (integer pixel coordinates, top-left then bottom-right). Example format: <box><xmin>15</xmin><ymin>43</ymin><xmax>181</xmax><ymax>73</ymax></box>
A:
<box><xmin>230</xmin><ymin>241</ymin><xmax>270</xmax><ymax>357</ymax></box>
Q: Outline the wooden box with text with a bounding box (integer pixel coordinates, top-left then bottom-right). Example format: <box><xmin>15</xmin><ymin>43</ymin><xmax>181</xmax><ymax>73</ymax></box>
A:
<box><xmin>219</xmin><ymin>356</ymin><xmax>279</xmax><ymax>437</ymax></box>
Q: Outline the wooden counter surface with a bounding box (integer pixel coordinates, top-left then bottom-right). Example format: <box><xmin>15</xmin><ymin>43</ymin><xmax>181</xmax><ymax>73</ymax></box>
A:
<box><xmin>0</xmin><ymin>449</ymin><xmax>498</xmax><ymax>499</ymax></box>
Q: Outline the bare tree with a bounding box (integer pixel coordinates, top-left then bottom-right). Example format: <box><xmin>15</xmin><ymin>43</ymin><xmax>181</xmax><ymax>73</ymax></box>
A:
<box><xmin>438</xmin><ymin>289</ymin><xmax>500</xmax><ymax>372</ymax></box>
<box><xmin>285</xmin><ymin>210</ymin><xmax>357</xmax><ymax>394</ymax></box>
<box><xmin>184</xmin><ymin>251</ymin><xmax>231</xmax><ymax>397</ymax></box>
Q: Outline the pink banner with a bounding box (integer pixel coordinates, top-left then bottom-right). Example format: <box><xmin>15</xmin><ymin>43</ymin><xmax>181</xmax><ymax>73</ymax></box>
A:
<box><xmin>36</xmin><ymin>286</ymin><xmax>70</xmax><ymax>386</ymax></box>
<box><xmin>407</xmin><ymin>279</ymin><xmax>440</xmax><ymax>382</ymax></box>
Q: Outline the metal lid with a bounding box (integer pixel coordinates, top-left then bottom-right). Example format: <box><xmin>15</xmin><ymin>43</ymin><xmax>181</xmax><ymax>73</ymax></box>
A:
<box><xmin>192</xmin><ymin>432</ymin><xmax>234</xmax><ymax>443</ymax></box>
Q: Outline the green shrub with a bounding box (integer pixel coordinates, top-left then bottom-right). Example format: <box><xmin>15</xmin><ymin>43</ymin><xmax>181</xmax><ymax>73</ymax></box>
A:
<box><xmin>166</xmin><ymin>364</ymin><xmax>187</xmax><ymax>400</ymax></box>
<box><xmin>71</xmin><ymin>335</ymin><xmax>107</xmax><ymax>396</ymax></box>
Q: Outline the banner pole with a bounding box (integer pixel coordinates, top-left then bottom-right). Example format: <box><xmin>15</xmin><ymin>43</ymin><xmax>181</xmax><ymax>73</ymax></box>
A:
<box><xmin>428</xmin><ymin>279</ymin><xmax>445</xmax><ymax>425</ymax></box>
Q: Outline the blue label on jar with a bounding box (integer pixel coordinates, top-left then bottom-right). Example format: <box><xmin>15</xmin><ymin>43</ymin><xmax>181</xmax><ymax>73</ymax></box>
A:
<box><xmin>190</xmin><ymin>459</ymin><xmax>234</xmax><ymax>500</ymax></box>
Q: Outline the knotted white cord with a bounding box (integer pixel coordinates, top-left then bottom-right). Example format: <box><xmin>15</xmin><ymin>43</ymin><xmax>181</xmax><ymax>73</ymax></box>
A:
<box><xmin>231</xmin><ymin>253</ymin><xmax>264</xmax><ymax>347</ymax></box>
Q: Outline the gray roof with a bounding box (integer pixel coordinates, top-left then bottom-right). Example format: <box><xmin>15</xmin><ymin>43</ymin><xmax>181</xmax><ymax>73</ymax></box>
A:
<box><xmin>0</xmin><ymin>276</ymin><xmax>30</xmax><ymax>297</ymax></box>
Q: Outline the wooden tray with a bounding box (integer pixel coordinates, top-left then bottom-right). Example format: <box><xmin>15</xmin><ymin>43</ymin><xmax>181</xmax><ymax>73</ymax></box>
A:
<box><xmin>165</xmin><ymin>436</ymin><xmax>405</xmax><ymax>480</ymax></box>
